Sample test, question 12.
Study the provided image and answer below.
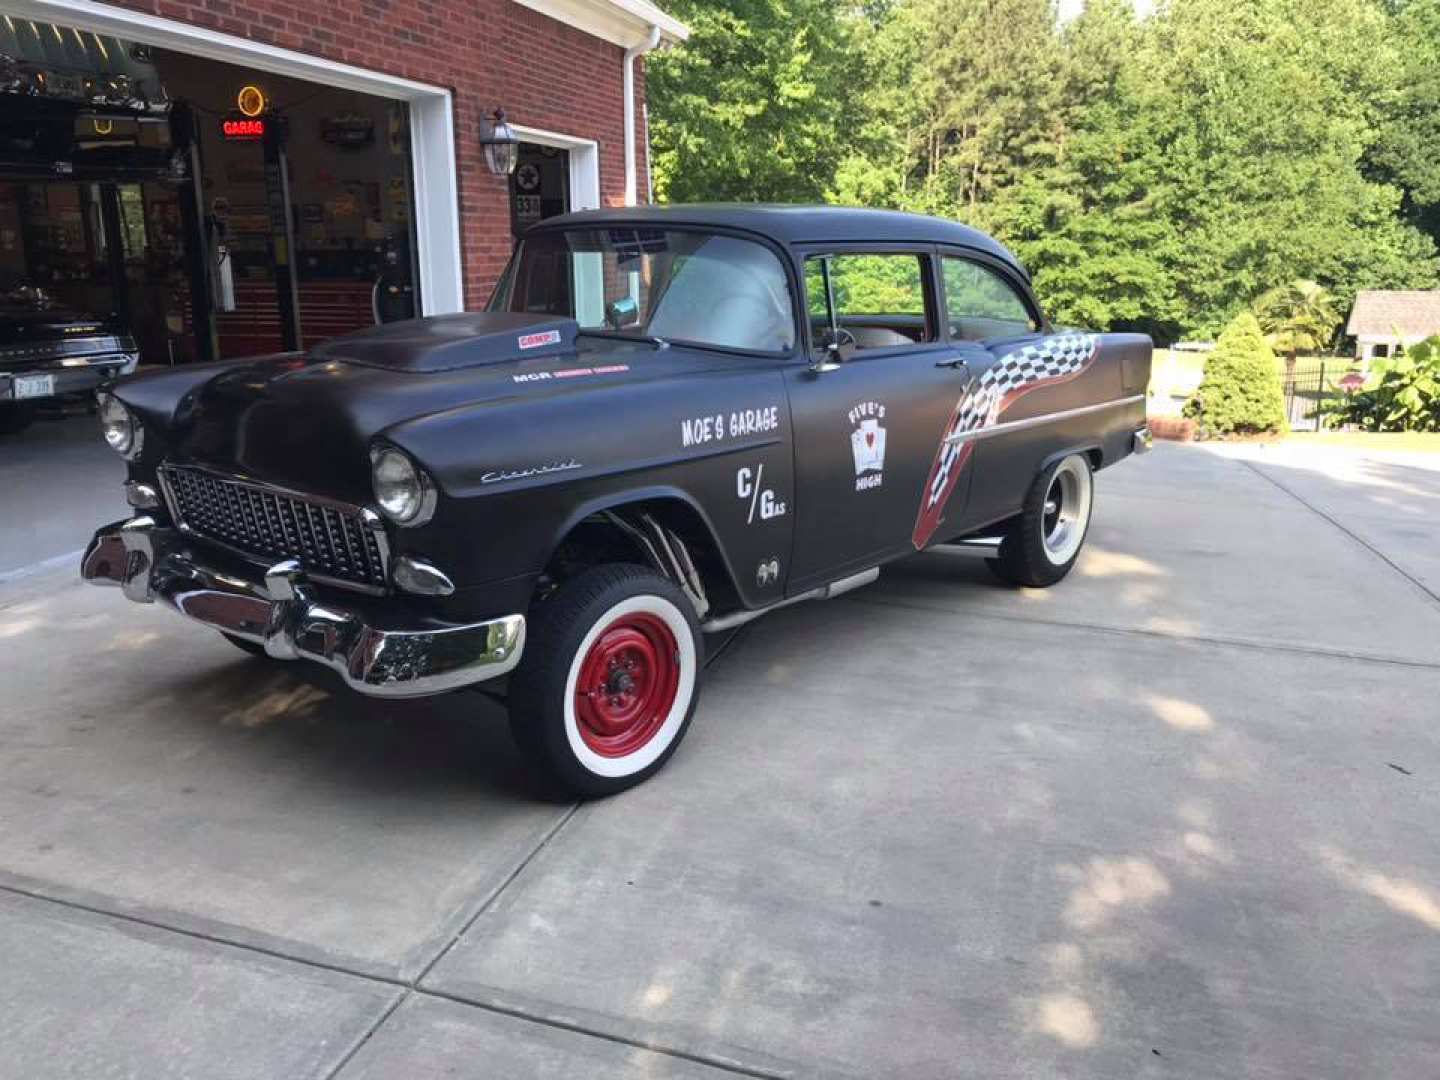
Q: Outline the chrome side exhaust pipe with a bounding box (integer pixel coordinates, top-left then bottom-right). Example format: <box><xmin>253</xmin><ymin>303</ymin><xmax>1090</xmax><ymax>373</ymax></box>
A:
<box><xmin>702</xmin><ymin>567</ymin><xmax>880</xmax><ymax>633</ymax></box>
<box><xmin>929</xmin><ymin>536</ymin><xmax>1003</xmax><ymax>559</ymax></box>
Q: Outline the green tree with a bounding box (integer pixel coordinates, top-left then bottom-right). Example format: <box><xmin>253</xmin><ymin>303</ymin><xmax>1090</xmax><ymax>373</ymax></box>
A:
<box><xmin>646</xmin><ymin>0</ymin><xmax>866</xmax><ymax>203</ymax></box>
<box><xmin>1184</xmin><ymin>313</ymin><xmax>1289</xmax><ymax>435</ymax></box>
<box><xmin>1252</xmin><ymin>279</ymin><xmax>1342</xmax><ymax>377</ymax></box>
<box><xmin>647</xmin><ymin>0</ymin><xmax>1440</xmax><ymax>341</ymax></box>
<box><xmin>827</xmin><ymin>0</ymin><xmax>931</xmax><ymax>208</ymax></box>
<box><xmin>988</xmin><ymin>0</ymin><xmax>1184</xmax><ymax>338</ymax></box>
<box><xmin>920</xmin><ymin>0</ymin><xmax>1065</xmax><ymax>216</ymax></box>
<box><xmin>827</xmin><ymin>0</ymin><xmax>1067</xmax><ymax>221</ymax></box>
<box><xmin>1139</xmin><ymin>0</ymin><xmax>1436</xmax><ymax>335</ymax></box>
<box><xmin>1368</xmin><ymin>0</ymin><xmax>1440</xmax><ymax>251</ymax></box>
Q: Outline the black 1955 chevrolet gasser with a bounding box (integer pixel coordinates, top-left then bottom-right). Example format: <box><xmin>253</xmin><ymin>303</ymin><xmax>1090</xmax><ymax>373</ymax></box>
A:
<box><xmin>82</xmin><ymin>205</ymin><xmax>1151</xmax><ymax>795</ymax></box>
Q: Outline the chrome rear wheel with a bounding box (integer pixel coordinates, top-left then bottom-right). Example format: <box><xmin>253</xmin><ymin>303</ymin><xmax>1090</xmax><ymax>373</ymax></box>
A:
<box><xmin>989</xmin><ymin>453</ymin><xmax>1095</xmax><ymax>588</ymax></box>
<box><xmin>1041</xmin><ymin>456</ymin><xmax>1093</xmax><ymax>566</ymax></box>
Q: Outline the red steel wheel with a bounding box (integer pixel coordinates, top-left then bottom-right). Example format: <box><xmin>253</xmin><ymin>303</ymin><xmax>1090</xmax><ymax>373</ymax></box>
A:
<box><xmin>572</xmin><ymin>612</ymin><xmax>680</xmax><ymax>758</ymax></box>
<box><xmin>509</xmin><ymin>564</ymin><xmax>704</xmax><ymax>797</ymax></box>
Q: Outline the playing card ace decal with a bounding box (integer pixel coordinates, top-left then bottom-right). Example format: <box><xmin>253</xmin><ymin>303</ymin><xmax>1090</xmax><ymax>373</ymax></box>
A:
<box><xmin>848</xmin><ymin>401</ymin><xmax>888</xmax><ymax>492</ymax></box>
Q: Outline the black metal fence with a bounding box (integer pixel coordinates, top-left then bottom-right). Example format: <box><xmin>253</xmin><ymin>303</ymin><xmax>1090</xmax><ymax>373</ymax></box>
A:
<box><xmin>1281</xmin><ymin>360</ymin><xmax>1346</xmax><ymax>432</ymax></box>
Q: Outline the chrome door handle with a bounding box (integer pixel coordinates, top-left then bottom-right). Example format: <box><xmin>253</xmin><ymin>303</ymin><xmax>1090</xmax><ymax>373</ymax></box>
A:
<box><xmin>936</xmin><ymin>357</ymin><xmax>970</xmax><ymax>371</ymax></box>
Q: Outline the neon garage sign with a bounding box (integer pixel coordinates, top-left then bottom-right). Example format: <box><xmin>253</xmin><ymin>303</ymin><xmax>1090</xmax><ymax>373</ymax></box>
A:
<box><xmin>221</xmin><ymin>117</ymin><xmax>266</xmax><ymax>140</ymax></box>
<box><xmin>222</xmin><ymin>85</ymin><xmax>268</xmax><ymax>139</ymax></box>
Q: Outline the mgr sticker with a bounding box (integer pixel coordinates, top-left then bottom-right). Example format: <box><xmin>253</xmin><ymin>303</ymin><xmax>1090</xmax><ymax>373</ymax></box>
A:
<box><xmin>512</xmin><ymin>364</ymin><xmax>629</xmax><ymax>383</ymax></box>
<box><xmin>517</xmin><ymin>329</ymin><xmax>562</xmax><ymax>350</ymax></box>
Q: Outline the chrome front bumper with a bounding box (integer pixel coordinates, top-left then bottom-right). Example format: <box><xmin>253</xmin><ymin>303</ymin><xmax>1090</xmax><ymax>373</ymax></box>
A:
<box><xmin>80</xmin><ymin>517</ymin><xmax>525</xmax><ymax>698</ymax></box>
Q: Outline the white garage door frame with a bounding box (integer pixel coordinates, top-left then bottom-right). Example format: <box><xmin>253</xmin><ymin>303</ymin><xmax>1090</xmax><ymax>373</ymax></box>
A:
<box><xmin>0</xmin><ymin>0</ymin><xmax>465</xmax><ymax>316</ymax></box>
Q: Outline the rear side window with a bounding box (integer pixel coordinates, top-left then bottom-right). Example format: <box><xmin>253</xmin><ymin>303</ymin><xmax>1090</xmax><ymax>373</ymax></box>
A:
<box><xmin>805</xmin><ymin>253</ymin><xmax>936</xmax><ymax>352</ymax></box>
<box><xmin>941</xmin><ymin>257</ymin><xmax>1037</xmax><ymax>341</ymax></box>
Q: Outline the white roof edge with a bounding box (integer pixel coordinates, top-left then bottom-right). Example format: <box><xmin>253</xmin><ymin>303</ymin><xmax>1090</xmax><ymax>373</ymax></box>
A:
<box><xmin>510</xmin><ymin>0</ymin><xmax>689</xmax><ymax>47</ymax></box>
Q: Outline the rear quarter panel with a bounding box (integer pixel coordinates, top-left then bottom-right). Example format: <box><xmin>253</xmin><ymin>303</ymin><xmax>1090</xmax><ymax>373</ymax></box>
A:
<box><xmin>962</xmin><ymin>332</ymin><xmax>1151</xmax><ymax>531</ymax></box>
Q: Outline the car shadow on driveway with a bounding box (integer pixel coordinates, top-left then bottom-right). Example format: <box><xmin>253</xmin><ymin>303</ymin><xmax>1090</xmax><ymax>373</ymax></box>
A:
<box><xmin>151</xmin><ymin>651</ymin><xmax>564</xmax><ymax>805</ymax></box>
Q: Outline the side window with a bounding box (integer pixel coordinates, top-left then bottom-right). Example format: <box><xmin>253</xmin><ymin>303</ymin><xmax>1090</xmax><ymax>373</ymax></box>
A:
<box><xmin>941</xmin><ymin>257</ymin><xmax>1038</xmax><ymax>341</ymax></box>
<box><xmin>806</xmin><ymin>252</ymin><xmax>936</xmax><ymax>352</ymax></box>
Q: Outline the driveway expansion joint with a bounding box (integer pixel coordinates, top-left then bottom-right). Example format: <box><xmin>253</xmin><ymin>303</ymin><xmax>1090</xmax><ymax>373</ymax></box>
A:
<box><xmin>322</xmin><ymin>800</ymin><xmax>584</xmax><ymax>1079</ymax></box>
<box><xmin>1240</xmin><ymin>458</ymin><xmax>1440</xmax><ymax>610</ymax></box>
<box><xmin>1</xmin><ymin>865</ymin><xmax>797</xmax><ymax>1080</ymax></box>
<box><xmin>856</xmin><ymin>595</ymin><xmax>1440</xmax><ymax>671</ymax></box>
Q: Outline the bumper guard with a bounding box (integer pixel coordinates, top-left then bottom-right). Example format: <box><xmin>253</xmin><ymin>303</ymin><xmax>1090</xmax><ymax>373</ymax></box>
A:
<box><xmin>80</xmin><ymin>517</ymin><xmax>524</xmax><ymax>698</ymax></box>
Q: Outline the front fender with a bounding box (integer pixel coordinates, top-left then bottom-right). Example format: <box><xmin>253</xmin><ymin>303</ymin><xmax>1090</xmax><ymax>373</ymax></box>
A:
<box><xmin>545</xmin><ymin>484</ymin><xmax>746</xmax><ymax>604</ymax></box>
<box><xmin>378</xmin><ymin>363</ymin><xmax>796</xmax><ymax>609</ymax></box>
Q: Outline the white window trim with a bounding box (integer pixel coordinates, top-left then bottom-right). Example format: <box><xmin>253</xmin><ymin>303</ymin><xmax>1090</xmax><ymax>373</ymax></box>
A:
<box><xmin>509</xmin><ymin>124</ymin><xmax>603</xmax><ymax>322</ymax></box>
<box><xmin>3</xmin><ymin>0</ymin><xmax>465</xmax><ymax>316</ymax></box>
<box><xmin>509</xmin><ymin>124</ymin><xmax>601</xmax><ymax>213</ymax></box>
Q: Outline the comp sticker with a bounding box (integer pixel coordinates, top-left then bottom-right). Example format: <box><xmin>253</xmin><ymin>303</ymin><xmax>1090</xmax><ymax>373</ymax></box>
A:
<box><xmin>518</xmin><ymin>329</ymin><xmax>562</xmax><ymax>350</ymax></box>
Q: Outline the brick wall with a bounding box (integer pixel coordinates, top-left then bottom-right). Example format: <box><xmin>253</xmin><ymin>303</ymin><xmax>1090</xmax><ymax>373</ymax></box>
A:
<box><xmin>103</xmin><ymin>0</ymin><xmax>648</xmax><ymax>308</ymax></box>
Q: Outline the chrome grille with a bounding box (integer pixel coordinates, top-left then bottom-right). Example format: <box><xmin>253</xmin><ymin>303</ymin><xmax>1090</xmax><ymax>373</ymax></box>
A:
<box><xmin>161</xmin><ymin>465</ymin><xmax>388</xmax><ymax>590</ymax></box>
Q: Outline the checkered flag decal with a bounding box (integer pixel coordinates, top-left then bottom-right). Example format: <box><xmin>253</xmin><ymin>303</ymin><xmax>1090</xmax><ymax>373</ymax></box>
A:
<box><xmin>913</xmin><ymin>333</ymin><xmax>1099</xmax><ymax>548</ymax></box>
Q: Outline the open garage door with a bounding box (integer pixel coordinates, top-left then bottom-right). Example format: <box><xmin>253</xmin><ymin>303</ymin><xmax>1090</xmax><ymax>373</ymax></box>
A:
<box><xmin>1</xmin><ymin>6</ymin><xmax>460</xmax><ymax>439</ymax></box>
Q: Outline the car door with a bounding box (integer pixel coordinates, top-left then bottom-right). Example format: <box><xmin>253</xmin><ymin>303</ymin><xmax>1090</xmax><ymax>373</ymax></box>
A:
<box><xmin>933</xmin><ymin>251</ymin><xmax>1055</xmax><ymax>530</ymax></box>
<box><xmin>783</xmin><ymin>247</ymin><xmax>982</xmax><ymax>592</ymax></box>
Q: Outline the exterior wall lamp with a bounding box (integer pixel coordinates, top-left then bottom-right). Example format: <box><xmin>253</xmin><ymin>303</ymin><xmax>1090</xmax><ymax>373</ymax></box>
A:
<box><xmin>480</xmin><ymin>107</ymin><xmax>519</xmax><ymax>176</ymax></box>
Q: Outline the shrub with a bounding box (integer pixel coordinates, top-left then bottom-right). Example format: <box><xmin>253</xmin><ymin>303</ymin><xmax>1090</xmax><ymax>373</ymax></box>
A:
<box><xmin>1330</xmin><ymin>336</ymin><xmax>1440</xmax><ymax>432</ymax></box>
<box><xmin>1183</xmin><ymin>313</ymin><xmax>1288</xmax><ymax>436</ymax></box>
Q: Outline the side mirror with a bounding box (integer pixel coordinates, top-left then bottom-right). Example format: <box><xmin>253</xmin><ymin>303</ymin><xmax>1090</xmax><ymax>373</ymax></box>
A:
<box><xmin>808</xmin><ymin>326</ymin><xmax>850</xmax><ymax>373</ymax></box>
<box><xmin>605</xmin><ymin>296</ymin><xmax>639</xmax><ymax>330</ymax></box>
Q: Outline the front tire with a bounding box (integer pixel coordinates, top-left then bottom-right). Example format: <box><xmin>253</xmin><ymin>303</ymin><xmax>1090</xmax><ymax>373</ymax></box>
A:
<box><xmin>509</xmin><ymin>564</ymin><xmax>703</xmax><ymax>797</ymax></box>
<box><xmin>988</xmin><ymin>453</ymin><xmax>1094</xmax><ymax>588</ymax></box>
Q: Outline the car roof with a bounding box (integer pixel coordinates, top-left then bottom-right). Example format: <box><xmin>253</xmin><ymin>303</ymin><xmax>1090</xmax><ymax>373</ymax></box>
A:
<box><xmin>532</xmin><ymin>204</ymin><xmax>1029</xmax><ymax>281</ymax></box>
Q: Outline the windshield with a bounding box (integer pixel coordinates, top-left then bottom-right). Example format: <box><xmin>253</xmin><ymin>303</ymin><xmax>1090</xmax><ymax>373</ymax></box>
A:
<box><xmin>490</xmin><ymin>228</ymin><xmax>796</xmax><ymax>354</ymax></box>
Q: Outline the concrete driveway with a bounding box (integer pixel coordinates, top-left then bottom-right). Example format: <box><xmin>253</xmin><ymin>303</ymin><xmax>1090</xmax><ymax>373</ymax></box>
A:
<box><xmin>0</xmin><ymin>411</ymin><xmax>125</xmax><ymax>581</ymax></box>
<box><xmin>1</xmin><ymin>440</ymin><xmax>1437</xmax><ymax>1079</ymax></box>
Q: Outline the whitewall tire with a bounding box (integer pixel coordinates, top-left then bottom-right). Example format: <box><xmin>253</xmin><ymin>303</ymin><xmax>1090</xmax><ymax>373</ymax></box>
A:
<box><xmin>988</xmin><ymin>453</ymin><xmax>1095</xmax><ymax>588</ymax></box>
<box><xmin>509</xmin><ymin>564</ymin><xmax>703</xmax><ymax>796</ymax></box>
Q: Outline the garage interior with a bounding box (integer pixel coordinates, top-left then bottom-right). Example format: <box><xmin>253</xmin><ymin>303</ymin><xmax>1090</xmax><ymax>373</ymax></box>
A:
<box><xmin>2</xmin><ymin>15</ymin><xmax>424</xmax><ymax>369</ymax></box>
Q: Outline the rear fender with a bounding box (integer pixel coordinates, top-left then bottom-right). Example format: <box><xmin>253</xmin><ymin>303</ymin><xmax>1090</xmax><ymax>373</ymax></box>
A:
<box><xmin>1039</xmin><ymin>442</ymin><xmax>1104</xmax><ymax>476</ymax></box>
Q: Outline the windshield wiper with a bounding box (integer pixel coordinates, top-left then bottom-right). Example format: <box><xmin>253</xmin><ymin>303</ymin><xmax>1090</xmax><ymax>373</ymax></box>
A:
<box><xmin>576</xmin><ymin>329</ymin><xmax>669</xmax><ymax>350</ymax></box>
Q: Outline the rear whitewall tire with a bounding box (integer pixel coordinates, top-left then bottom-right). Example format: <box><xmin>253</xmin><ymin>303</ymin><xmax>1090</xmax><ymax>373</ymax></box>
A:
<box><xmin>1039</xmin><ymin>455</ymin><xmax>1093</xmax><ymax>567</ymax></box>
<box><xmin>988</xmin><ymin>453</ymin><xmax>1095</xmax><ymax>588</ymax></box>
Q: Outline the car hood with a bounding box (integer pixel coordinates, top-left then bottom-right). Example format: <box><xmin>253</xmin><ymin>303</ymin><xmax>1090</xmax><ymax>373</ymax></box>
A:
<box><xmin>310</xmin><ymin>312</ymin><xmax>580</xmax><ymax>373</ymax></box>
<box><xmin>142</xmin><ymin>314</ymin><xmax>732</xmax><ymax>503</ymax></box>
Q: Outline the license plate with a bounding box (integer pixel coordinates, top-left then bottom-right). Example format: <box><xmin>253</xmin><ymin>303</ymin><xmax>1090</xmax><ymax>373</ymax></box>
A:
<box><xmin>12</xmin><ymin>374</ymin><xmax>54</xmax><ymax>400</ymax></box>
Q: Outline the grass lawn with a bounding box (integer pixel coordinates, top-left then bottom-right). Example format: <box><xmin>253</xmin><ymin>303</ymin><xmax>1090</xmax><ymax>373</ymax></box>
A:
<box><xmin>1286</xmin><ymin>431</ymin><xmax>1440</xmax><ymax>453</ymax></box>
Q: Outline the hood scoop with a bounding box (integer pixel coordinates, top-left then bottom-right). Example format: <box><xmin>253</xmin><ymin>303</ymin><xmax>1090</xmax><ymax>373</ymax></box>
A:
<box><xmin>312</xmin><ymin>312</ymin><xmax>578</xmax><ymax>374</ymax></box>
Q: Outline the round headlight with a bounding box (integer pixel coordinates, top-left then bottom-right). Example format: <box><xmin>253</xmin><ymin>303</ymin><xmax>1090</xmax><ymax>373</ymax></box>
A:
<box><xmin>98</xmin><ymin>394</ymin><xmax>139</xmax><ymax>458</ymax></box>
<box><xmin>372</xmin><ymin>447</ymin><xmax>433</xmax><ymax>525</ymax></box>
